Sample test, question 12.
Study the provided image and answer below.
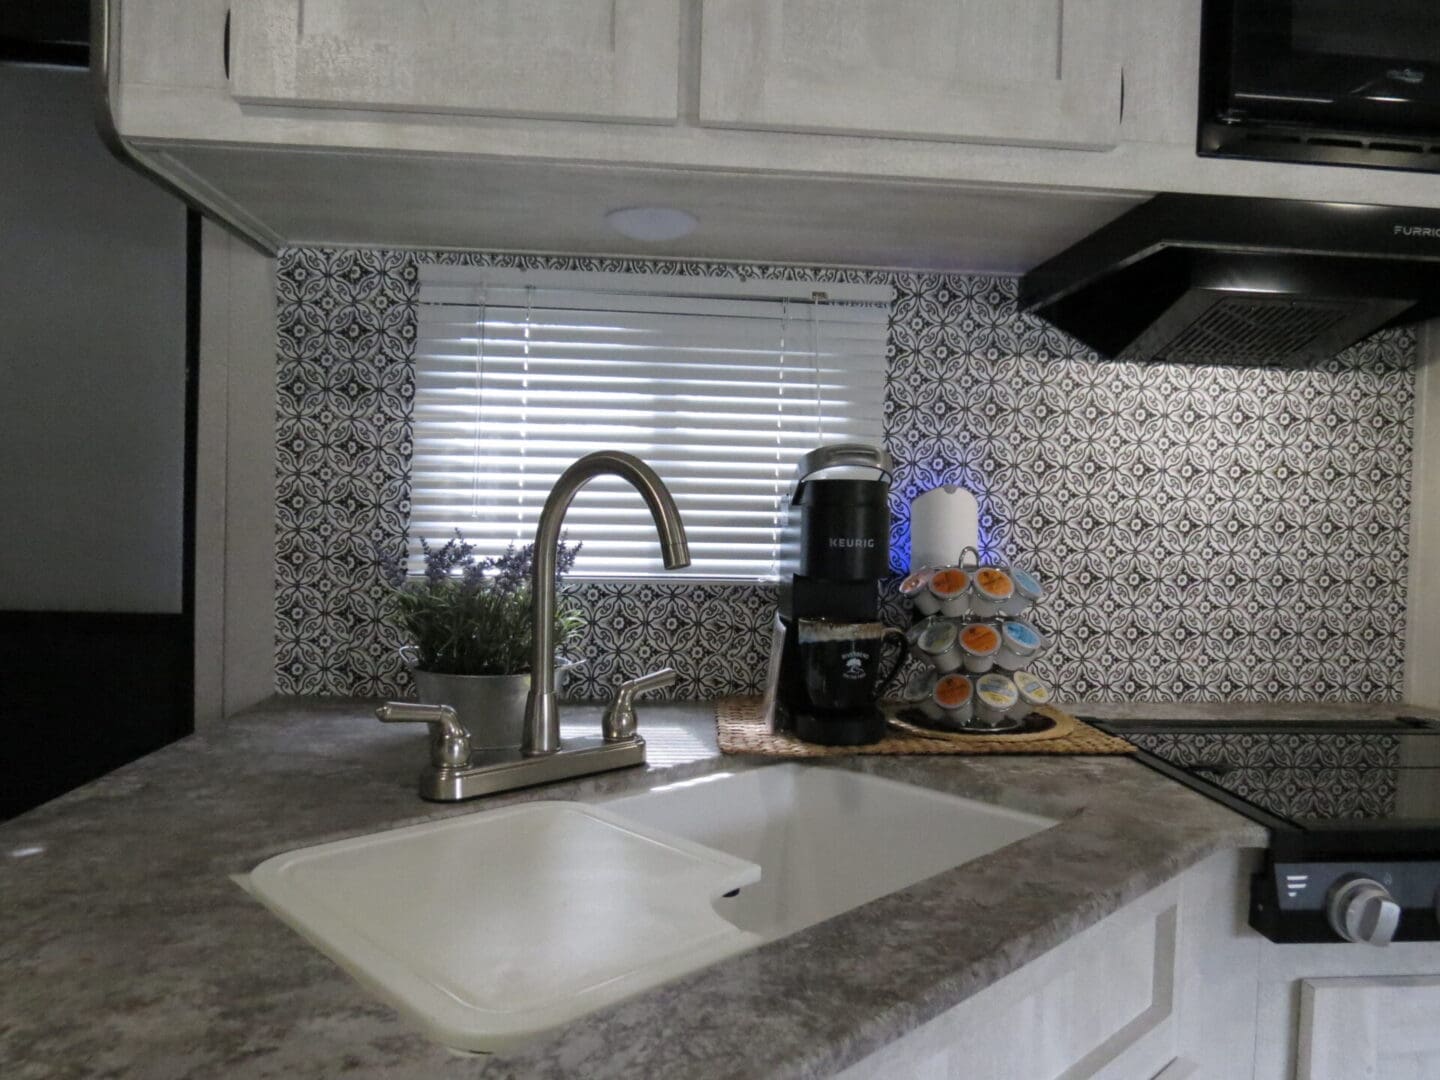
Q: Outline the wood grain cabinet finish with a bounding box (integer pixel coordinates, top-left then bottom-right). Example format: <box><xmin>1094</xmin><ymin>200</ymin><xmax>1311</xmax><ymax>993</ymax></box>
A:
<box><xmin>1297</xmin><ymin>975</ymin><xmax>1440</xmax><ymax>1080</ymax></box>
<box><xmin>227</xmin><ymin>0</ymin><xmax>682</xmax><ymax>123</ymax></box>
<box><xmin>698</xmin><ymin>0</ymin><xmax>1123</xmax><ymax>149</ymax></box>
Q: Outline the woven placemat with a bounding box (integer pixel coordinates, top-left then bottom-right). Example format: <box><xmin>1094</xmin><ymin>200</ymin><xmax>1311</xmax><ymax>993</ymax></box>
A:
<box><xmin>715</xmin><ymin>697</ymin><xmax>1134</xmax><ymax>757</ymax></box>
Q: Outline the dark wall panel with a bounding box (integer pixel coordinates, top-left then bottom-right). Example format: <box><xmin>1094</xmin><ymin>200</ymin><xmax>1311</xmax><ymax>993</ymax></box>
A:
<box><xmin>0</xmin><ymin>613</ymin><xmax>190</xmax><ymax>819</ymax></box>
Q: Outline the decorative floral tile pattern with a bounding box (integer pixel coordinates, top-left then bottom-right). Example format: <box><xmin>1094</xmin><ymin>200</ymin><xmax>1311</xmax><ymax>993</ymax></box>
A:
<box><xmin>884</xmin><ymin>276</ymin><xmax>1413</xmax><ymax>702</ymax></box>
<box><xmin>559</xmin><ymin>582</ymin><xmax>780</xmax><ymax>701</ymax></box>
<box><xmin>274</xmin><ymin>251</ymin><xmax>1413</xmax><ymax>703</ymax></box>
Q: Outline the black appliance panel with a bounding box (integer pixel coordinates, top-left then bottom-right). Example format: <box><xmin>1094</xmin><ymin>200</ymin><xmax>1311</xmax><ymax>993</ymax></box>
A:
<box><xmin>1201</xmin><ymin>0</ymin><xmax>1440</xmax><ymax>170</ymax></box>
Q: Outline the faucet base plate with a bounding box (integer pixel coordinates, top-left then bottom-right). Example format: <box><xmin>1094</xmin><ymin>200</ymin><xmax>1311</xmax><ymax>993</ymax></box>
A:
<box><xmin>419</xmin><ymin>735</ymin><xmax>646</xmax><ymax>801</ymax></box>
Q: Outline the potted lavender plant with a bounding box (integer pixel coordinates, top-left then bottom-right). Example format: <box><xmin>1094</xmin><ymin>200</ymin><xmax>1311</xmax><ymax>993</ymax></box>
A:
<box><xmin>378</xmin><ymin>532</ymin><xmax>583</xmax><ymax>750</ymax></box>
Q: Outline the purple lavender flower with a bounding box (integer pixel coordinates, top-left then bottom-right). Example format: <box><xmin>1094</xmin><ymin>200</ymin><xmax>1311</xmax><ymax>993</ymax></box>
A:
<box><xmin>378</xmin><ymin>529</ymin><xmax>584</xmax><ymax>675</ymax></box>
<box><xmin>375</xmin><ymin>542</ymin><xmax>409</xmax><ymax>589</ymax></box>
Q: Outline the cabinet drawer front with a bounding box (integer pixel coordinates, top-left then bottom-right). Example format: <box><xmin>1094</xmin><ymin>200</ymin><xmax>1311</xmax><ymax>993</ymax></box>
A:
<box><xmin>699</xmin><ymin>0</ymin><xmax>1121</xmax><ymax>149</ymax></box>
<box><xmin>229</xmin><ymin>0</ymin><xmax>681</xmax><ymax>123</ymax></box>
<box><xmin>1298</xmin><ymin>975</ymin><xmax>1440</xmax><ymax>1080</ymax></box>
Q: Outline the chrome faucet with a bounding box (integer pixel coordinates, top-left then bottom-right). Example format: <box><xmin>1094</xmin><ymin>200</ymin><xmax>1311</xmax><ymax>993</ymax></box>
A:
<box><xmin>524</xmin><ymin>450</ymin><xmax>690</xmax><ymax>756</ymax></box>
<box><xmin>376</xmin><ymin>451</ymin><xmax>689</xmax><ymax>801</ymax></box>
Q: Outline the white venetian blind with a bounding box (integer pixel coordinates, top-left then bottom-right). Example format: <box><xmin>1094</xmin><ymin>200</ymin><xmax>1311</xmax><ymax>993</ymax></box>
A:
<box><xmin>411</xmin><ymin>266</ymin><xmax>891</xmax><ymax>580</ymax></box>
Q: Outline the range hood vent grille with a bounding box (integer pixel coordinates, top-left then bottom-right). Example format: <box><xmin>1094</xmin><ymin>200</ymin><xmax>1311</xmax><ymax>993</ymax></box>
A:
<box><xmin>1144</xmin><ymin>296</ymin><xmax>1362</xmax><ymax>367</ymax></box>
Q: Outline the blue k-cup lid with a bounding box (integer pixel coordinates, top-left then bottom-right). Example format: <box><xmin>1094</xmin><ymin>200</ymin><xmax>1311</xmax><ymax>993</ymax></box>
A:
<box><xmin>1001</xmin><ymin>620</ymin><xmax>1044</xmax><ymax>652</ymax></box>
<box><xmin>1008</xmin><ymin>565</ymin><xmax>1045</xmax><ymax>602</ymax></box>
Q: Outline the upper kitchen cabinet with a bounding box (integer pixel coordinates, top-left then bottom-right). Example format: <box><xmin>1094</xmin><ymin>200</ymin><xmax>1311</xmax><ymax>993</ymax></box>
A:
<box><xmin>226</xmin><ymin>0</ymin><xmax>682</xmax><ymax>123</ymax></box>
<box><xmin>698</xmin><ymin>0</ymin><xmax>1122</xmax><ymax>149</ymax></box>
<box><xmin>102</xmin><ymin>0</ymin><xmax>1440</xmax><ymax>266</ymax></box>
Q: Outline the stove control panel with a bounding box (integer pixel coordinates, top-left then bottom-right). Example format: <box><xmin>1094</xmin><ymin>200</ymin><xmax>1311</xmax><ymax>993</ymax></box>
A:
<box><xmin>1251</xmin><ymin>861</ymin><xmax>1440</xmax><ymax>943</ymax></box>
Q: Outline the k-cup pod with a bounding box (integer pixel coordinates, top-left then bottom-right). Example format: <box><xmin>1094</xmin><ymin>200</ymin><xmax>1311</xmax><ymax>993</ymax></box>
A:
<box><xmin>900</xmin><ymin>567</ymin><xmax>939</xmax><ymax>615</ymax></box>
<box><xmin>1010</xmin><ymin>670</ymin><xmax>1054</xmax><ymax>721</ymax></box>
<box><xmin>1001</xmin><ymin>565</ymin><xmax>1046</xmax><ymax>616</ymax></box>
<box><xmin>932</xmin><ymin>673</ymin><xmax>974</xmax><ymax>728</ymax></box>
<box><xmin>927</xmin><ymin>567</ymin><xmax>971</xmax><ymax>617</ymax></box>
<box><xmin>903</xmin><ymin>666</ymin><xmax>942</xmax><ymax>720</ymax></box>
<box><xmin>994</xmin><ymin>619</ymin><xmax>1047</xmax><ymax>670</ymax></box>
<box><xmin>970</xmin><ymin>567</ymin><xmax>1015</xmax><ymax>618</ymax></box>
<box><xmin>973</xmin><ymin>673</ymin><xmax>1020</xmax><ymax>730</ymax></box>
<box><xmin>958</xmin><ymin>622</ymin><xmax>1001</xmax><ymax>674</ymax></box>
<box><xmin>907</xmin><ymin>614</ymin><xmax>943</xmax><ymax>646</ymax></box>
<box><xmin>916</xmin><ymin>619</ymin><xmax>961</xmax><ymax>673</ymax></box>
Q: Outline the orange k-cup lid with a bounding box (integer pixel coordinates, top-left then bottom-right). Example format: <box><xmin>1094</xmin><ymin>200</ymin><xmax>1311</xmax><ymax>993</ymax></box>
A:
<box><xmin>973</xmin><ymin>567</ymin><xmax>1014</xmax><ymax>600</ymax></box>
<box><xmin>928</xmin><ymin>568</ymin><xmax>969</xmax><ymax>597</ymax></box>
<box><xmin>934</xmin><ymin>674</ymin><xmax>973</xmax><ymax>709</ymax></box>
<box><xmin>959</xmin><ymin>623</ymin><xmax>1000</xmax><ymax>656</ymax></box>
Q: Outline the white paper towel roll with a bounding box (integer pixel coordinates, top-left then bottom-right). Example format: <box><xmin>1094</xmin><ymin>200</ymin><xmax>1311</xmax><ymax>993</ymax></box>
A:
<box><xmin>909</xmin><ymin>485</ymin><xmax>980</xmax><ymax>571</ymax></box>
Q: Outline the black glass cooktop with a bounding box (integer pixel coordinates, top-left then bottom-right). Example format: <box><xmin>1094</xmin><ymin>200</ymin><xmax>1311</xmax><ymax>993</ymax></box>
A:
<box><xmin>1091</xmin><ymin>716</ymin><xmax>1440</xmax><ymax>942</ymax></box>
<box><xmin>1088</xmin><ymin>717</ymin><xmax>1440</xmax><ymax>831</ymax></box>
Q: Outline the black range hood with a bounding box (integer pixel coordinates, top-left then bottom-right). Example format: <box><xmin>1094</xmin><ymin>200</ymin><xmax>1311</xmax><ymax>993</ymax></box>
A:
<box><xmin>1019</xmin><ymin>194</ymin><xmax>1440</xmax><ymax>366</ymax></box>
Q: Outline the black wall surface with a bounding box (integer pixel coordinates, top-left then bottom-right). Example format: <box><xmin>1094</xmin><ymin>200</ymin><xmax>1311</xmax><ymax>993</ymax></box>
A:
<box><xmin>1</xmin><ymin>19</ymin><xmax>196</xmax><ymax>821</ymax></box>
<box><xmin>0</xmin><ymin>614</ymin><xmax>192</xmax><ymax>820</ymax></box>
<box><xmin>0</xmin><ymin>0</ymin><xmax>89</xmax><ymax>65</ymax></box>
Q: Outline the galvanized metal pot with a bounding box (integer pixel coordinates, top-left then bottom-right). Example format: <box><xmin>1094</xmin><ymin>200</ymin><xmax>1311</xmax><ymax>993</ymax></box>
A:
<box><xmin>402</xmin><ymin>648</ymin><xmax>581</xmax><ymax>751</ymax></box>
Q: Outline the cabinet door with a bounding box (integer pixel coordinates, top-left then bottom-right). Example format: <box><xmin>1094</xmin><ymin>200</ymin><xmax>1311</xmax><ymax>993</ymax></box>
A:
<box><xmin>1298</xmin><ymin>976</ymin><xmax>1440</xmax><ymax>1080</ymax></box>
<box><xmin>229</xmin><ymin>0</ymin><xmax>681</xmax><ymax>123</ymax></box>
<box><xmin>698</xmin><ymin>0</ymin><xmax>1122</xmax><ymax>149</ymax></box>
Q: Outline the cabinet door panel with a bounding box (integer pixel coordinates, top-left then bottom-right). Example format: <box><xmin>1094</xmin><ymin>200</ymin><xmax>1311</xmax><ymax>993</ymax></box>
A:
<box><xmin>1298</xmin><ymin>976</ymin><xmax>1440</xmax><ymax>1080</ymax></box>
<box><xmin>230</xmin><ymin>0</ymin><xmax>681</xmax><ymax>123</ymax></box>
<box><xmin>699</xmin><ymin>0</ymin><xmax>1121</xmax><ymax>148</ymax></box>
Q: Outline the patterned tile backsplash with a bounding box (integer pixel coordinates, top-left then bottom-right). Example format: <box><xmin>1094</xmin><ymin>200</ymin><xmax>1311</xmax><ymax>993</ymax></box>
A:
<box><xmin>275</xmin><ymin>249</ymin><xmax>1414</xmax><ymax>703</ymax></box>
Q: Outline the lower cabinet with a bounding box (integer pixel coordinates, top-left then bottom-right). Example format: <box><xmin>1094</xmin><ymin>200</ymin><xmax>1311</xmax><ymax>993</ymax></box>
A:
<box><xmin>838</xmin><ymin>850</ymin><xmax>1257</xmax><ymax>1080</ymax></box>
<box><xmin>840</xmin><ymin>848</ymin><xmax>1440</xmax><ymax>1080</ymax></box>
<box><xmin>1252</xmin><ymin>936</ymin><xmax>1440</xmax><ymax>1080</ymax></box>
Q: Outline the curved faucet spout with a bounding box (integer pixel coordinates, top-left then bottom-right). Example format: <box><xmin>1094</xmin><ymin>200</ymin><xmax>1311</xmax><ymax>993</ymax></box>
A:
<box><xmin>523</xmin><ymin>451</ymin><xmax>691</xmax><ymax>756</ymax></box>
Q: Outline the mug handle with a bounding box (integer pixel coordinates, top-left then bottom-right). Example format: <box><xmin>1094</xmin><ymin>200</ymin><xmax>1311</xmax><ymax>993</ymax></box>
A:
<box><xmin>875</xmin><ymin>627</ymin><xmax>911</xmax><ymax>698</ymax></box>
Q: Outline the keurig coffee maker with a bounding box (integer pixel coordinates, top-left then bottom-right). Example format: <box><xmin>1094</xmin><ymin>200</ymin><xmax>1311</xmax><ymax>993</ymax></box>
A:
<box><xmin>763</xmin><ymin>444</ymin><xmax>904</xmax><ymax>745</ymax></box>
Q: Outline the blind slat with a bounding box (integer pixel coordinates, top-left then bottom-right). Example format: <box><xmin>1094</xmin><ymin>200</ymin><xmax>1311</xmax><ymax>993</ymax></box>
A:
<box><xmin>410</xmin><ymin>269</ymin><xmax>887</xmax><ymax>580</ymax></box>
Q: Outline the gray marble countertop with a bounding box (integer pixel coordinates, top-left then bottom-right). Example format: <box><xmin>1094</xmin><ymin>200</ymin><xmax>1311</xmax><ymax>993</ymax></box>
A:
<box><xmin>1</xmin><ymin>696</ymin><xmax>1294</xmax><ymax>1079</ymax></box>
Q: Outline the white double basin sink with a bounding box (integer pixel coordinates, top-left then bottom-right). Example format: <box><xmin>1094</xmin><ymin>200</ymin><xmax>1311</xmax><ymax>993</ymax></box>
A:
<box><xmin>246</xmin><ymin>763</ymin><xmax>1056</xmax><ymax>1054</ymax></box>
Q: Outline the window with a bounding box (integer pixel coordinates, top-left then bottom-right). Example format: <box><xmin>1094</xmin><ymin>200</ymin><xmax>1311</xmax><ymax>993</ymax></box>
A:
<box><xmin>410</xmin><ymin>266</ymin><xmax>891</xmax><ymax>580</ymax></box>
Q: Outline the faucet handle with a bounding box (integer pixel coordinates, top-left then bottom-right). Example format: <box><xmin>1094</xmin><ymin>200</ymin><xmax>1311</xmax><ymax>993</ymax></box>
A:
<box><xmin>602</xmin><ymin>668</ymin><xmax>678</xmax><ymax>743</ymax></box>
<box><xmin>376</xmin><ymin>702</ymin><xmax>472</xmax><ymax>769</ymax></box>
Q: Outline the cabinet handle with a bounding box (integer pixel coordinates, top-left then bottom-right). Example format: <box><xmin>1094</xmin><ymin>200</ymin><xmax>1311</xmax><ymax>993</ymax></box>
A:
<box><xmin>223</xmin><ymin>9</ymin><xmax>231</xmax><ymax>80</ymax></box>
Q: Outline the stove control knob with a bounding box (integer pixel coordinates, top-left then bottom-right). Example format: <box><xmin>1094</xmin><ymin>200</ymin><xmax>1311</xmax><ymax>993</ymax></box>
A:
<box><xmin>1326</xmin><ymin>876</ymin><xmax>1400</xmax><ymax>946</ymax></box>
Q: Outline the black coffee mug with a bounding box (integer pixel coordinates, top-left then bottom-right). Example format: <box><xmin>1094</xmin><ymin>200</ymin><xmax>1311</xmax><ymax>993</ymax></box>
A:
<box><xmin>797</xmin><ymin>619</ymin><xmax>910</xmax><ymax>714</ymax></box>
